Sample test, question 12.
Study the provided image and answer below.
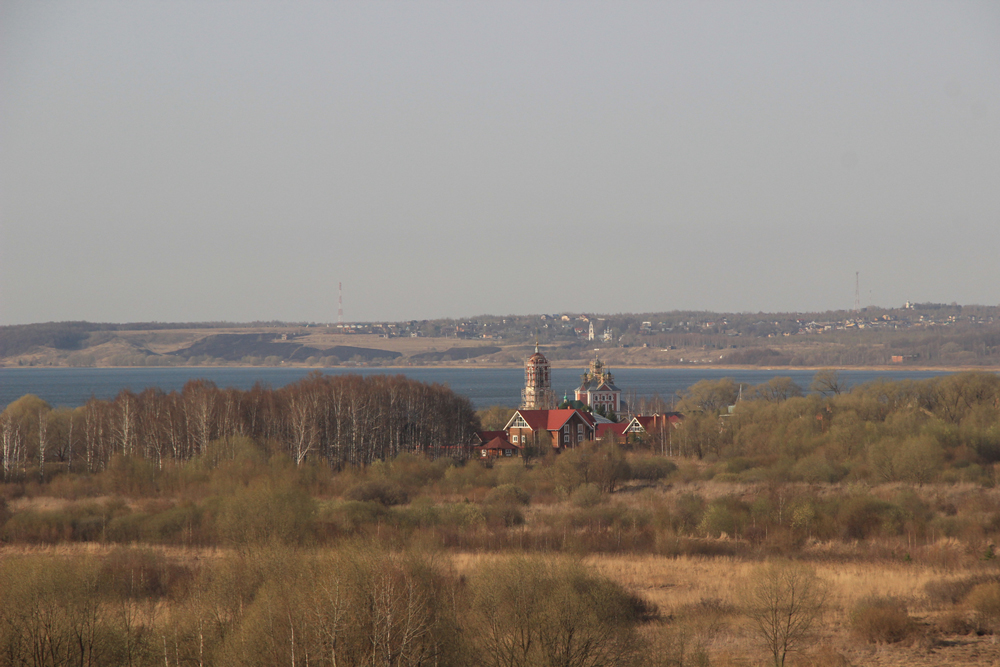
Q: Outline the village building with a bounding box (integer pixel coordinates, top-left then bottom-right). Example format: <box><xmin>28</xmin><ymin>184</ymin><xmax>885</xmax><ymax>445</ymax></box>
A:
<box><xmin>595</xmin><ymin>421</ymin><xmax>629</xmax><ymax>443</ymax></box>
<box><xmin>625</xmin><ymin>413</ymin><xmax>683</xmax><ymax>435</ymax></box>
<box><xmin>478</xmin><ymin>435</ymin><xmax>521</xmax><ymax>459</ymax></box>
<box><xmin>504</xmin><ymin>408</ymin><xmax>596</xmax><ymax>452</ymax></box>
<box><xmin>475</xmin><ymin>430</ymin><xmax>507</xmax><ymax>444</ymax></box>
<box><xmin>574</xmin><ymin>355</ymin><xmax>627</xmax><ymax>416</ymax></box>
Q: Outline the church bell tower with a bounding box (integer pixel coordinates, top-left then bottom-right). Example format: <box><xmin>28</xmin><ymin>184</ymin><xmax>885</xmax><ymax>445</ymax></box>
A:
<box><xmin>521</xmin><ymin>343</ymin><xmax>555</xmax><ymax>409</ymax></box>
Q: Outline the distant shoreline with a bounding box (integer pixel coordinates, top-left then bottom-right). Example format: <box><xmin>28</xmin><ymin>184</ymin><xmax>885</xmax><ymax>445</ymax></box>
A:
<box><xmin>3</xmin><ymin>363</ymin><xmax>997</xmax><ymax>373</ymax></box>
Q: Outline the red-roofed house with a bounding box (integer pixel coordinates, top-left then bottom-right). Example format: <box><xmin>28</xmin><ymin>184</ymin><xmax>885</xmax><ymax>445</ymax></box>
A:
<box><xmin>475</xmin><ymin>430</ymin><xmax>507</xmax><ymax>445</ymax></box>
<box><xmin>622</xmin><ymin>413</ymin><xmax>684</xmax><ymax>449</ymax></box>
<box><xmin>479</xmin><ymin>435</ymin><xmax>521</xmax><ymax>459</ymax></box>
<box><xmin>595</xmin><ymin>422</ymin><xmax>629</xmax><ymax>444</ymax></box>
<box><xmin>624</xmin><ymin>413</ymin><xmax>684</xmax><ymax>435</ymax></box>
<box><xmin>503</xmin><ymin>409</ymin><xmax>596</xmax><ymax>452</ymax></box>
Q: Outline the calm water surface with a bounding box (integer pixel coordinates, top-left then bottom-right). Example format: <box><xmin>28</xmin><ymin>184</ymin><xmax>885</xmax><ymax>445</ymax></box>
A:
<box><xmin>0</xmin><ymin>366</ymin><xmax>965</xmax><ymax>409</ymax></box>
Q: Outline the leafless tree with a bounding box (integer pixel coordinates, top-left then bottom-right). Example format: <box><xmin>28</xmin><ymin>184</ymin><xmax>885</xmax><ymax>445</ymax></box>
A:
<box><xmin>742</xmin><ymin>562</ymin><xmax>827</xmax><ymax>667</ymax></box>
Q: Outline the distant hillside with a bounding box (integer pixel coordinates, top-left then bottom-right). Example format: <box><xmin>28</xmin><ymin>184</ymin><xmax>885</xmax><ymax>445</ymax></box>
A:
<box><xmin>0</xmin><ymin>321</ymin><xmax>242</xmax><ymax>357</ymax></box>
<box><xmin>0</xmin><ymin>322</ymin><xmax>94</xmax><ymax>357</ymax></box>
<box><xmin>3</xmin><ymin>307</ymin><xmax>1000</xmax><ymax>369</ymax></box>
<box><xmin>171</xmin><ymin>334</ymin><xmax>401</xmax><ymax>363</ymax></box>
<box><xmin>409</xmin><ymin>346</ymin><xmax>501</xmax><ymax>362</ymax></box>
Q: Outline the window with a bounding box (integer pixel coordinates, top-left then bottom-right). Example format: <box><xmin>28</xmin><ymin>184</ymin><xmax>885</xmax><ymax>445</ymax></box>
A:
<box><xmin>563</xmin><ymin>433</ymin><xmax>569</xmax><ymax>443</ymax></box>
<box><xmin>481</xmin><ymin>449</ymin><xmax>487</xmax><ymax>457</ymax></box>
<box><xmin>511</xmin><ymin>416</ymin><xmax>529</xmax><ymax>429</ymax></box>
<box><xmin>512</xmin><ymin>434</ymin><xmax>518</xmax><ymax>443</ymax></box>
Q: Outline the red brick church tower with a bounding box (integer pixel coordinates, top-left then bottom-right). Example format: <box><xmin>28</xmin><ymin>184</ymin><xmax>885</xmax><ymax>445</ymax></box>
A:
<box><xmin>520</xmin><ymin>343</ymin><xmax>556</xmax><ymax>409</ymax></box>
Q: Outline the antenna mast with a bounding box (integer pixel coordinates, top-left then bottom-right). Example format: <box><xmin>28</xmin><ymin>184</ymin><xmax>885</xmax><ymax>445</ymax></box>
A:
<box><xmin>854</xmin><ymin>272</ymin><xmax>860</xmax><ymax>313</ymax></box>
<box><xmin>338</xmin><ymin>282</ymin><xmax>344</xmax><ymax>325</ymax></box>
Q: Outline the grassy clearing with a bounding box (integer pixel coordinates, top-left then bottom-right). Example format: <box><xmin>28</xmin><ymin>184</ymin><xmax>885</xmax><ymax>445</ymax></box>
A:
<box><xmin>418</xmin><ymin>550</ymin><xmax>1000</xmax><ymax>666</ymax></box>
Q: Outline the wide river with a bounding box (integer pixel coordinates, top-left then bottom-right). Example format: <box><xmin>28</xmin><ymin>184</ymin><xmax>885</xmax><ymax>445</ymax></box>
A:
<box><xmin>0</xmin><ymin>366</ymin><xmax>968</xmax><ymax>410</ymax></box>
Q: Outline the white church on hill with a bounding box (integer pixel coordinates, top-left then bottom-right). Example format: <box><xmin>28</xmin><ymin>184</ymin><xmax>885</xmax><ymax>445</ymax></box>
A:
<box><xmin>574</xmin><ymin>355</ymin><xmax>626</xmax><ymax>416</ymax></box>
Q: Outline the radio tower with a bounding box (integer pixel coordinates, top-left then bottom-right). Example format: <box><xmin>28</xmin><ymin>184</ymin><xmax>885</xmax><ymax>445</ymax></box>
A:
<box><xmin>853</xmin><ymin>272</ymin><xmax>860</xmax><ymax>313</ymax></box>
<box><xmin>338</xmin><ymin>282</ymin><xmax>344</xmax><ymax>325</ymax></box>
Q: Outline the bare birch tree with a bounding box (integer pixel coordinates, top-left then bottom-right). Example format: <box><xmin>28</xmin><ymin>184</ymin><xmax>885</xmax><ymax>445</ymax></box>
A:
<box><xmin>742</xmin><ymin>562</ymin><xmax>827</xmax><ymax>667</ymax></box>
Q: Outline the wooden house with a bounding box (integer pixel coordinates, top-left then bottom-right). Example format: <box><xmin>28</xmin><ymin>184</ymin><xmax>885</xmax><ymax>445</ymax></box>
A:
<box><xmin>503</xmin><ymin>408</ymin><xmax>596</xmax><ymax>452</ymax></box>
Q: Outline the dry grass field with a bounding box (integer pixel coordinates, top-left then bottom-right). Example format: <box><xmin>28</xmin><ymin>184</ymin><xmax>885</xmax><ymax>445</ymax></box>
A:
<box><xmin>451</xmin><ymin>551</ymin><xmax>1000</xmax><ymax>666</ymax></box>
<box><xmin>1</xmin><ymin>541</ymin><xmax>996</xmax><ymax>666</ymax></box>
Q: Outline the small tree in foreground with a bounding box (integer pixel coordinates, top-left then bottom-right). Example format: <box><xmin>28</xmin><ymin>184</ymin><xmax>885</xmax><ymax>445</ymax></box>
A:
<box><xmin>742</xmin><ymin>562</ymin><xmax>827</xmax><ymax>667</ymax></box>
<box><xmin>470</xmin><ymin>556</ymin><xmax>647</xmax><ymax>667</ymax></box>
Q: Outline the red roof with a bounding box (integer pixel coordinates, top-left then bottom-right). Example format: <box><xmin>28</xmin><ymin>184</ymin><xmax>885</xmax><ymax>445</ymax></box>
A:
<box><xmin>510</xmin><ymin>409</ymin><xmax>594</xmax><ymax>431</ymax></box>
<box><xmin>482</xmin><ymin>435</ymin><xmax>519</xmax><ymax>450</ymax></box>
<box><xmin>596</xmin><ymin>422</ymin><xmax>629</xmax><ymax>439</ymax></box>
<box><xmin>632</xmin><ymin>416</ymin><xmax>656</xmax><ymax>431</ymax></box>
<box><xmin>627</xmin><ymin>414</ymin><xmax>684</xmax><ymax>433</ymax></box>
<box><xmin>477</xmin><ymin>430</ymin><xmax>506</xmax><ymax>443</ymax></box>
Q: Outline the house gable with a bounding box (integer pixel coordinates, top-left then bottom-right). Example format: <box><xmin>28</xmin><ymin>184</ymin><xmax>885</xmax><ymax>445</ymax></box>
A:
<box><xmin>504</xmin><ymin>409</ymin><xmax>595</xmax><ymax>450</ymax></box>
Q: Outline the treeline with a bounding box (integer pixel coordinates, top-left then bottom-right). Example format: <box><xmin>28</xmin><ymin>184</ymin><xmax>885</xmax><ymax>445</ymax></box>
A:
<box><xmin>672</xmin><ymin>371</ymin><xmax>1000</xmax><ymax>484</ymax></box>
<box><xmin>0</xmin><ymin>373</ymin><xmax>478</xmax><ymax>477</ymax></box>
<box><xmin>1</xmin><ymin>440</ymin><xmax>998</xmax><ymax>566</ymax></box>
<box><xmin>0</xmin><ymin>545</ymin><xmax>662</xmax><ymax>667</ymax></box>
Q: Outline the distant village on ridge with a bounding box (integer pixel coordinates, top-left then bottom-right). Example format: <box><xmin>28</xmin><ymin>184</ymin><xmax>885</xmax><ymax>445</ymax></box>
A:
<box><xmin>3</xmin><ymin>302</ymin><xmax>1000</xmax><ymax>370</ymax></box>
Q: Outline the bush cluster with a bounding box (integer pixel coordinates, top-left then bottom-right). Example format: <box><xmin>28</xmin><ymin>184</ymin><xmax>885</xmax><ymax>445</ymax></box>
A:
<box><xmin>0</xmin><ymin>545</ymin><xmax>655</xmax><ymax>667</ymax></box>
<box><xmin>850</xmin><ymin>596</ymin><xmax>916</xmax><ymax>643</ymax></box>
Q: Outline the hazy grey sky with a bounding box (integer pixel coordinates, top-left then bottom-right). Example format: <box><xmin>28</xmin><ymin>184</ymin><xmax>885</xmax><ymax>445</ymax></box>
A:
<box><xmin>2</xmin><ymin>1</ymin><xmax>998</xmax><ymax>325</ymax></box>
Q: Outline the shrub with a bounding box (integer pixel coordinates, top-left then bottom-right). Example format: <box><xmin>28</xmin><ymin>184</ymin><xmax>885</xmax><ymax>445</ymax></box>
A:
<box><xmin>587</xmin><ymin>444</ymin><xmax>631</xmax><ymax>493</ymax></box>
<box><xmin>925</xmin><ymin>574</ymin><xmax>999</xmax><ymax>605</ymax></box>
<box><xmin>672</xmin><ymin>493</ymin><xmax>706</xmax><ymax>534</ymax></box>
<box><xmin>381</xmin><ymin>452</ymin><xmax>450</xmax><ymax>490</ymax></box>
<box><xmin>839</xmin><ymin>496</ymin><xmax>901</xmax><ymax>540</ymax></box>
<box><xmin>799</xmin><ymin>645</ymin><xmax>851</xmax><ymax>667</ymax></box>
<box><xmin>344</xmin><ymin>479</ymin><xmax>409</xmax><ymax>506</ymax></box>
<box><xmin>482</xmin><ymin>503</ymin><xmax>524</xmax><ymax>527</ymax></box>
<box><xmin>144</xmin><ymin>502</ymin><xmax>203</xmax><ymax>543</ymax></box>
<box><xmin>438</xmin><ymin>502</ymin><xmax>485</xmax><ymax>528</ymax></box>
<box><xmin>675</xmin><ymin>597</ymin><xmax>737</xmax><ymax>638</ymax></box>
<box><xmin>725</xmin><ymin>457</ymin><xmax>758</xmax><ymax>474</ymax></box>
<box><xmin>218</xmin><ymin>546</ymin><xmax>467</xmax><ymax>667</ymax></box>
<box><xmin>217</xmin><ymin>480</ymin><xmax>317</xmax><ymax>547</ymax></box>
<box><xmin>629</xmin><ymin>457</ymin><xmax>676</xmax><ymax>481</ymax></box>
<box><xmin>850</xmin><ymin>596</ymin><xmax>915</xmax><ymax>643</ymax></box>
<box><xmin>483</xmin><ymin>483</ymin><xmax>530</xmax><ymax>506</ymax></box>
<box><xmin>791</xmin><ymin>453</ymin><xmax>844</xmax><ymax>483</ymax></box>
<box><xmin>571</xmin><ymin>483</ymin><xmax>605</xmax><ymax>508</ymax></box>
<box><xmin>105</xmin><ymin>512</ymin><xmax>149</xmax><ymax>543</ymax></box>
<box><xmin>936</xmin><ymin>608</ymin><xmax>974</xmax><ymax>635</ymax></box>
<box><xmin>966</xmin><ymin>582</ymin><xmax>1000</xmax><ymax>630</ymax></box>
<box><xmin>98</xmin><ymin>547</ymin><xmax>193</xmax><ymax>599</ymax></box>
<box><xmin>325</xmin><ymin>500</ymin><xmax>390</xmax><ymax>532</ymax></box>
<box><xmin>699</xmin><ymin>497</ymin><xmax>749</xmax><ymax>538</ymax></box>
<box><xmin>0</xmin><ymin>555</ymin><xmax>136</xmax><ymax>666</ymax></box>
<box><xmin>469</xmin><ymin>556</ymin><xmax>647</xmax><ymax>667</ymax></box>
<box><xmin>441</xmin><ymin>463</ymin><xmax>497</xmax><ymax>494</ymax></box>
